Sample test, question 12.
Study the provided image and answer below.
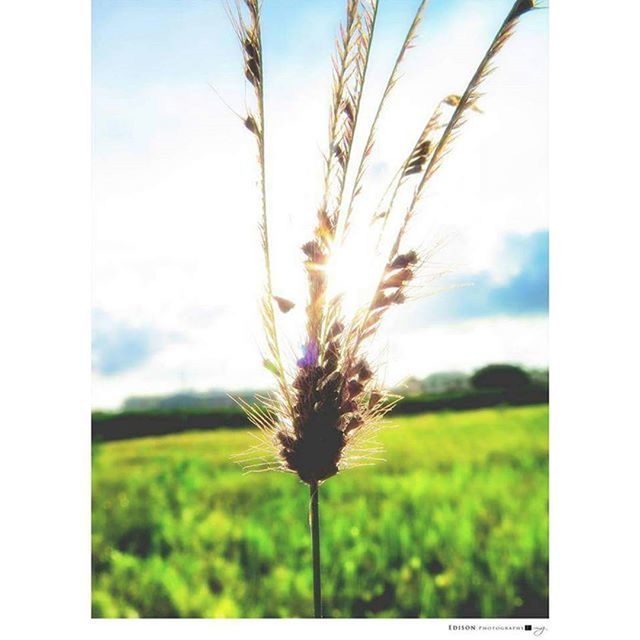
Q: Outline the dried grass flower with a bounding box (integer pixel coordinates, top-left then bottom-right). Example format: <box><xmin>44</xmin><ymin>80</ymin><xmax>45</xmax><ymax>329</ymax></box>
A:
<box><xmin>227</xmin><ymin>0</ymin><xmax>539</xmax><ymax>617</ymax></box>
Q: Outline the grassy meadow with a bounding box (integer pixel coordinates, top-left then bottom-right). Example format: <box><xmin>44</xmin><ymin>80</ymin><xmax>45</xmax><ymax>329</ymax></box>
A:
<box><xmin>92</xmin><ymin>405</ymin><xmax>548</xmax><ymax>618</ymax></box>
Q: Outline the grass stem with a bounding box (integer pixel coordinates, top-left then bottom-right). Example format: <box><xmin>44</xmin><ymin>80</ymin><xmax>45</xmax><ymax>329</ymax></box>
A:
<box><xmin>309</xmin><ymin>480</ymin><xmax>322</xmax><ymax>618</ymax></box>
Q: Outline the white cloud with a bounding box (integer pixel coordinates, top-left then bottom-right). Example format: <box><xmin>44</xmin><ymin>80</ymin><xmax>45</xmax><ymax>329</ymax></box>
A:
<box><xmin>385</xmin><ymin>314</ymin><xmax>549</xmax><ymax>386</ymax></box>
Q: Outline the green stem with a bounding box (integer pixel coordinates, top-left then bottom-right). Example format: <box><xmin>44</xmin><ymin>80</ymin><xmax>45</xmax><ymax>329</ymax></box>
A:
<box><xmin>309</xmin><ymin>481</ymin><xmax>322</xmax><ymax>618</ymax></box>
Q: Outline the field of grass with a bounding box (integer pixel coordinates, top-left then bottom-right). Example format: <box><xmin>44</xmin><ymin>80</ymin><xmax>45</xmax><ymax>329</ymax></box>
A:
<box><xmin>92</xmin><ymin>405</ymin><xmax>548</xmax><ymax>618</ymax></box>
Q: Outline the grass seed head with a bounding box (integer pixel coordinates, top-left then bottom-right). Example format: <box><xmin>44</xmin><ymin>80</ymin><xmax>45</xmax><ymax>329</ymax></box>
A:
<box><xmin>230</xmin><ymin>0</ymin><xmax>539</xmax><ymax>484</ymax></box>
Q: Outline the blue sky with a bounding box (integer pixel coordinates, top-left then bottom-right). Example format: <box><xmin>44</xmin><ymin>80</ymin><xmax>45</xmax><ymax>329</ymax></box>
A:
<box><xmin>93</xmin><ymin>0</ymin><xmax>462</xmax><ymax>89</ymax></box>
<box><xmin>404</xmin><ymin>230</ymin><xmax>549</xmax><ymax>326</ymax></box>
<box><xmin>92</xmin><ymin>0</ymin><xmax>548</xmax><ymax>408</ymax></box>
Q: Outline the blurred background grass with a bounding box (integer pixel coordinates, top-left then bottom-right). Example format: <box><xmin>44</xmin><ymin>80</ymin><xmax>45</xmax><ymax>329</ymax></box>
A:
<box><xmin>92</xmin><ymin>404</ymin><xmax>548</xmax><ymax>618</ymax></box>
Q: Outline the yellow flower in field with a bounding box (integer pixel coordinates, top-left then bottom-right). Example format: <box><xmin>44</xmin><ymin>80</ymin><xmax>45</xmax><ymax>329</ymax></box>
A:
<box><xmin>213</xmin><ymin>596</ymin><xmax>240</xmax><ymax>619</ymax></box>
<box><xmin>435</xmin><ymin>571</ymin><xmax>453</xmax><ymax>588</ymax></box>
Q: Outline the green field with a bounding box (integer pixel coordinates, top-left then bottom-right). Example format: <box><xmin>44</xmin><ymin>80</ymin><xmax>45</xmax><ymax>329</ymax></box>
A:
<box><xmin>92</xmin><ymin>405</ymin><xmax>548</xmax><ymax>618</ymax></box>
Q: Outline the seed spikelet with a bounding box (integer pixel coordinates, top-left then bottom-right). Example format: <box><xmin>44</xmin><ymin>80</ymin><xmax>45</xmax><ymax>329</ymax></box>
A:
<box><xmin>229</xmin><ymin>0</ymin><xmax>539</xmax><ymax>484</ymax></box>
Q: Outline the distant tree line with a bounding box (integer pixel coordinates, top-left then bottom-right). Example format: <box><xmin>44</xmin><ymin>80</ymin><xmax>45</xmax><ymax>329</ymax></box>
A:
<box><xmin>398</xmin><ymin>364</ymin><xmax>548</xmax><ymax>396</ymax></box>
<box><xmin>92</xmin><ymin>364</ymin><xmax>548</xmax><ymax>442</ymax></box>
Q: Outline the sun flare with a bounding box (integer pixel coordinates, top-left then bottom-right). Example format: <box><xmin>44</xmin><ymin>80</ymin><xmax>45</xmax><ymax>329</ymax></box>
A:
<box><xmin>324</xmin><ymin>223</ymin><xmax>386</xmax><ymax>320</ymax></box>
